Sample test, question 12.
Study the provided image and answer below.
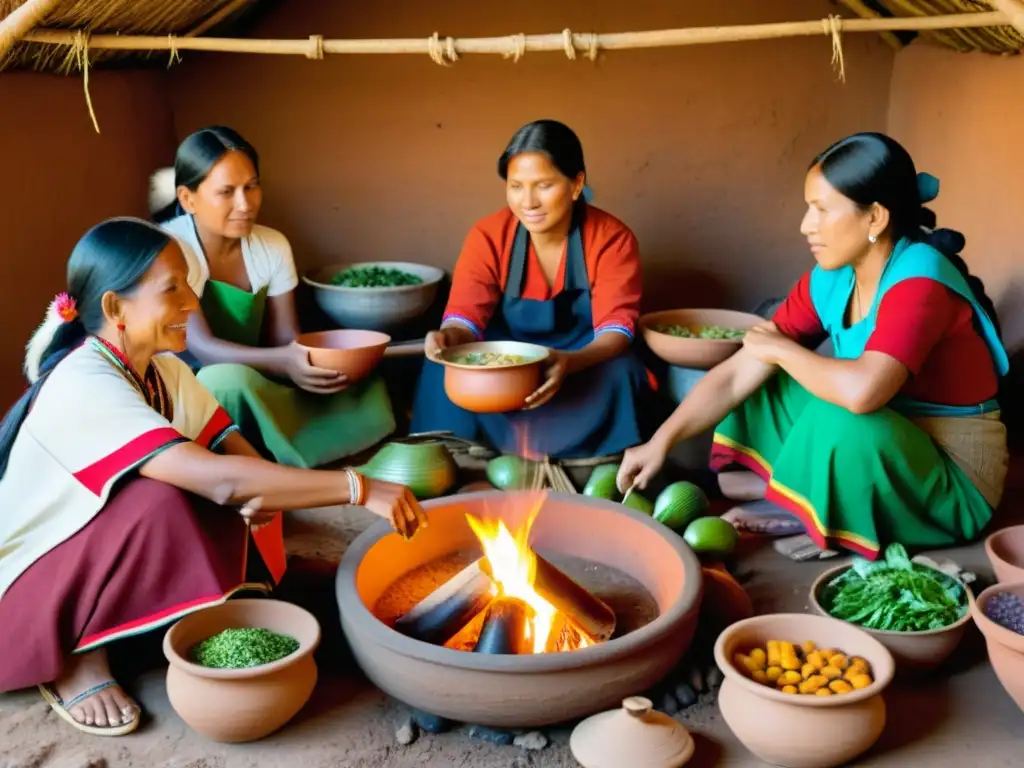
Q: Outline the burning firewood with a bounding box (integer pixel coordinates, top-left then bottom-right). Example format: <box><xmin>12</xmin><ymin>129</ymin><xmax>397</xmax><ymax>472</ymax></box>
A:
<box><xmin>474</xmin><ymin>597</ymin><xmax>535</xmax><ymax>655</ymax></box>
<box><xmin>394</xmin><ymin>558</ymin><xmax>496</xmax><ymax>645</ymax></box>
<box><xmin>394</xmin><ymin>555</ymin><xmax>615</xmax><ymax>648</ymax></box>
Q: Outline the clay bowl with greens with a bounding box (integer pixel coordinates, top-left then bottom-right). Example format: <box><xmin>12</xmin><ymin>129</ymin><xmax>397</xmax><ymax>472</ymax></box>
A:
<box><xmin>303</xmin><ymin>261</ymin><xmax>445</xmax><ymax>331</ymax></box>
<box><xmin>639</xmin><ymin>308</ymin><xmax>763</xmax><ymax>370</ymax></box>
<box><xmin>810</xmin><ymin>544</ymin><xmax>973</xmax><ymax>673</ymax></box>
<box><xmin>163</xmin><ymin>599</ymin><xmax>321</xmax><ymax>742</ymax></box>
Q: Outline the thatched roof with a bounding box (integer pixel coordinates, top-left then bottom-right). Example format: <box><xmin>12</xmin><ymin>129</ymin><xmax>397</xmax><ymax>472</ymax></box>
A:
<box><xmin>0</xmin><ymin>0</ymin><xmax>1021</xmax><ymax>77</ymax></box>
<box><xmin>0</xmin><ymin>0</ymin><xmax>266</xmax><ymax>72</ymax></box>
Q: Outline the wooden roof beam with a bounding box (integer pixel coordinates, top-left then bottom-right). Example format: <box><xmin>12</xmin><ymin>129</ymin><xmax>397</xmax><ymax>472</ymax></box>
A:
<box><xmin>0</xmin><ymin>0</ymin><xmax>62</xmax><ymax>59</ymax></box>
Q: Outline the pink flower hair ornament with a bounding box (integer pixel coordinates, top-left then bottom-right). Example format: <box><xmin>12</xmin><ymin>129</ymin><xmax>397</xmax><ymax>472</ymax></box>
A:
<box><xmin>52</xmin><ymin>292</ymin><xmax>78</xmax><ymax>323</ymax></box>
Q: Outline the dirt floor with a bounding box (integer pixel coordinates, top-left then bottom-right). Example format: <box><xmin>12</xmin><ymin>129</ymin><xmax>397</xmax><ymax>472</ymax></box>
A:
<box><xmin>3</xmin><ymin>474</ymin><xmax>1024</xmax><ymax>767</ymax></box>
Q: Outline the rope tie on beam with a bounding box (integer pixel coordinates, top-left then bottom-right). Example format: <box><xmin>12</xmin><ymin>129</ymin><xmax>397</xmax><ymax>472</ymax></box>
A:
<box><xmin>822</xmin><ymin>14</ymin><xmax>846</xmax><ymax>82</ymax></box>
<box><xmin>306</xmin><ymin>34</ymin><xmax>323</xmax><ymax>60</ymax></box>
<box><xmin>427</xmin><ymin>32</ymin><xmax>458</xmax><ymax>66</ymax></box>
<box><xmin>70</xmin><ymin>30</ymin><xmax>100</xmax><ymax>134</ymax></box>
<box><xmin>562</xmin><ymin>28</ymin><xmax>576</xmax><ymax>59</ymax></box>
<box><xmin>503</xmin><ymin>32</ymin><xmax>526</xmax><ymax>62</ymax></box>
<box><xmin>167</xmin><ymin>34</ymin><xmax>181</xmax><ymax>68</ymax></box>
<box><xmin>586</xmin><ymin>32</ymin><xmax>599</xmax><ymax>61</ymax></box>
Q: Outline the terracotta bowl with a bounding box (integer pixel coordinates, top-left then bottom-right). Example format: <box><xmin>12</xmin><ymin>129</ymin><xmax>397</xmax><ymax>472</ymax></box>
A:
<box><xmin>714</xmin><ymin>612</ymin><xmax>895</xmax><ymax>768</ymax></box>
<box><xmin>296</xmin><ymin>329</ymin><xmax>391</xmax><ymax>381</ymax></box>
<box><xmin>639</xmin><ymin>308</ymin><xmax>763</xmax><ymax>370</ymax></box>
<box><xmin>162</xmin><ymin>599</ymin><xmax>321</xmax><ymax>743</ymax></box>
<box><xmin>435</xmin><ymin>340</ymin><xmax>549</xmax><ymax>413</ymax></box>
<box><xmin>809</xmin><ymin>563</ymin><xmax>973</xmax><ymax>672</ymax></box>
<box><xmin>970</xmin><ymin>580</ymin><xmax>1024</xmax><ymax>713</ymax></box>
<box><xmin>302</xmin><ymin>261</ymin><xmax>445</xmax><ymax>331</ymax></box>
<box><xmin>985</xmin><ymin>526</ymin><xmax>1024</xmax><ymax>583</ymax></box>
<box><xmin>335</xmin><ymin>490</ymin><xmax>704</xmax><ymax>728</ymax></box>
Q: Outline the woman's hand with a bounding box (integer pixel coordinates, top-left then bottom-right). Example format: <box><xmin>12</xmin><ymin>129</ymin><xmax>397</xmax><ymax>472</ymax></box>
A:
<box><xmin>362</xmin><ymin>477</ymin><xmax>429</xmax><ymax>540</ymax></box>
<box><xmin>524</xmin><ymin>350</ymin><xmax>569</xmax><ymax>409</ymax></box>
<box><xmin>616</xmin><ymin>437</ymin><xmax>670</xmax><ymax>493</ymax></box>
<box><xmin>424</xmin><ymin>329</ymin><xmax>453</xmax><ymax>360</ymax></box>
<box><xmin>237</xmin><ymin>497</ymin><xmax>278</xmax><ymax>530</ymax></box>
<box><xmin>741</xmin><ymin>321</ymin><xmax>794</xmax><ymax>367</ymax></box>
<box><xmin>285</xmin><ymin>342</ymin><xmax>349</xmax><ymax>394</ymax></box>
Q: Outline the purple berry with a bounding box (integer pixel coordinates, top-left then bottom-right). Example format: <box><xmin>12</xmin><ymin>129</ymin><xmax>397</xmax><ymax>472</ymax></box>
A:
<box><xmin>983</xmin><ymin>592</ymin><xmax>1024</xmax><ymax>635</ymax></box>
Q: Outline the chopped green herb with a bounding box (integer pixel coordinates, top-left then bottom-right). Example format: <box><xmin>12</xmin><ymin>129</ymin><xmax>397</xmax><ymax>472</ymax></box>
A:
<box><xmin>189</xmin><ymin>627</ymin><xmax>300</xmax><ymax>669</ymax></box>
<box><xmin>651</xmin><ymin>323</ymin><xmax>746</xmax><ymax>340</ymax></box>
<box><xmin>820</xmin><ymin>543</ymin><xmax>968</xmax><ymax>632</ymax></box>
<box><xmin>330</xmin><ymin>266</ymin><xmax>424</xmax><ymax>288</ymax></box>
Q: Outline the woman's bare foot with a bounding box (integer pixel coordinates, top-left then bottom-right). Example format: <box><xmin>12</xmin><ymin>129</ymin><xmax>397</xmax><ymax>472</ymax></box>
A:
<box><xmin>52</xmin><ymin>648</ymin><xmax>139</xmax><ymax>727</ymax></box>
<box><xmin>718</xmin><ymin>470</ymin><xmax>768</xmax><ymax>501</ymax></box>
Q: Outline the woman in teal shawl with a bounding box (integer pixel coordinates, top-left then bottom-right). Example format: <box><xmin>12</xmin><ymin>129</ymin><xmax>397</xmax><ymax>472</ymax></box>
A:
<box><xmin>618</xmin><ymin>133</ymin><xmax>1009</xmax><ymax>560</ymax></box>
<box><xmin>151</xmin><ymin>127</ymin><xmax>395</xmax><ymax>468</ymax></box>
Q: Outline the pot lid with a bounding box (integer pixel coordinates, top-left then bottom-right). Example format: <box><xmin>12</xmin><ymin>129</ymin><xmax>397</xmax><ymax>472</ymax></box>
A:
<box><xmin>569</xmin><ymin>696</ymin><xmax>695</xmax><ymax>768</ymax></box>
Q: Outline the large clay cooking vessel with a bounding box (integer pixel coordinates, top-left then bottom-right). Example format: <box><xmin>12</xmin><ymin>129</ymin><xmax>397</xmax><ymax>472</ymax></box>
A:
<box><xmin>296</xmin><ymin>329</ymin><xmax>390</xmax><ymax>381</ymax></box>
<box><xmin>810</xmin><ymin>563</ymin><xmax>973</xmax><ymax>672</ymax></box>
<box><xmin>714</xmin><ymin>612</ymin><xmax>895</xmax><ymax>768</ymax></box>
<box><xmin>985</xmin><ymin>525</ymin><xmax>1024</xmax><ymax>583</ymax></box>
<box><xmin>163</xmin><ymin>599</ymin><xmax>321</xmax><ymax>743</ymax></box>
<box><xmin>435</xmin><ymin>341</ymin><xmax>549</xmax><ymax>413</ymax></box>
<box><xmin>970</xmin><ymin>581</ymin><xmax>1024</xmax><ymax>713</ymax></box>
<box><xmin>336</xmin><ymin>490</ymin><xmax>704</xmax><ymax>728</ymax></box>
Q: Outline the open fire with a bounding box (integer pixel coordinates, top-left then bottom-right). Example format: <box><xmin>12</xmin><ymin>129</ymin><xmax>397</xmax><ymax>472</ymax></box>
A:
<box><xmin>394</xmin><ymin>491</ymin><xmax>616</xmax><ymax>655</ymax></box>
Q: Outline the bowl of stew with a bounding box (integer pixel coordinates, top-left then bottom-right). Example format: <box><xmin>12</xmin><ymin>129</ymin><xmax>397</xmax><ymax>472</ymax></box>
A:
<box><xmin>434</xmin><ymin>340</ymin><xmax>549</xmax><ymax>413</ymax></box>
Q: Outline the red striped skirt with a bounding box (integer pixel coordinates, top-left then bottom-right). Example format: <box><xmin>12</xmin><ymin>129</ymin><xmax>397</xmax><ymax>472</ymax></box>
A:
<box><xmin>0</xmin><ymin>478</ymin><xmax>259</xmax><ymax>693</ymax></box>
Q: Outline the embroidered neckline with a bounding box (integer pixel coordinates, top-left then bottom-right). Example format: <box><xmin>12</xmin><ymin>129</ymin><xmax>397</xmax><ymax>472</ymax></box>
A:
<box><xmin>89</xmin><ymin>337</ymin><xmax>173</xmax><ymax>421</ymax></box>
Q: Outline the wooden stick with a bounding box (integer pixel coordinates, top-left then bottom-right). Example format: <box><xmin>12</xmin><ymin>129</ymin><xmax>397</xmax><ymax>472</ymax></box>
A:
<box><xmin>18</xmin><ymin>12</ymin><xmax>1012</xmax><ymax>59</ymax></box>
<box><xmin>985</xmin><ymin>0</ymin><xmax>1024</xmax><ymax>38</ymax></box>
<box><xmin>0</xmin><ymin>0</ymin><xmax>62</xmax><ymax>59</ymax></box>
<box><xmin>837</xmin><ymin>0</ymin><xmax>905</xmax><ymax>51</ymax></box>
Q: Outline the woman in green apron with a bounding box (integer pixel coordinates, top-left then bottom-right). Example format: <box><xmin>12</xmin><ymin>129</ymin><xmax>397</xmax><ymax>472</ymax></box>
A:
<box><xmin>151</xmin><ymin>127</ymin><xmax>395</xmax><ymax>468</ymax></box>
<box><xmin>618</xmin><ymin>132</ymin><xmax>1009</xmax><ymax>560</ymax></box>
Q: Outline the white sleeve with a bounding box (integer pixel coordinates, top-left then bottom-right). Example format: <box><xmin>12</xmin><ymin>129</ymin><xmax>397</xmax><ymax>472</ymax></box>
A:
<box><xmin>252</xmin><ymin>227</ymin><xmax>299</xmax><ymax>297</ymax></box>
<box><xmin>160</xmin><ymin>216</ymin><xmax>209</xmax><ymax>297</ymax></box>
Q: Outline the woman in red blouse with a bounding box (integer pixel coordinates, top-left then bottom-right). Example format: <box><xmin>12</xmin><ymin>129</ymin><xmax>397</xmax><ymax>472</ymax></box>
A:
<box><xmin>410</xmin><ymin>120</ymin><xmax>652</xmax><ymax>459</ymax></box>
<box><xmin>617</xmin><ymin>132</ymin><xmax>1009</xmax><ymax>560</ymax></box>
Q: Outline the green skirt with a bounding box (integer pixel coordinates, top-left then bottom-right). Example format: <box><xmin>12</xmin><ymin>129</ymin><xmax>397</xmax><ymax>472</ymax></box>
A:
<box><xmin>197</xmin><ymin>364</ymin><xmax>396</xmax><ymax>469</ymax></box>
<box><xmin>710</xmin><ymin>372</ymin><xmax>994</xmax><ymax>559</ymax></box>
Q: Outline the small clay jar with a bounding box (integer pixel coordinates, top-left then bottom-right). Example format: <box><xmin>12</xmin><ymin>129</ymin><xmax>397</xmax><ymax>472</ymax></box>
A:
<box><xmin>569</xmin><ymin>696</ymin><xmax>695</xmax><ymax>768</ymax></box>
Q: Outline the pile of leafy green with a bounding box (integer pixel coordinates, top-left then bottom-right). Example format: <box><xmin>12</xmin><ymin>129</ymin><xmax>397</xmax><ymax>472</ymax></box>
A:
<box><xmin>820</xmin><ymin>544</ymin><xmax>968</xmax><ymax>632</ymax></box>
<box><xmin>330</xmin><ymin>266</ymin><xmax>423</xmax><ymax>288</ymax></box>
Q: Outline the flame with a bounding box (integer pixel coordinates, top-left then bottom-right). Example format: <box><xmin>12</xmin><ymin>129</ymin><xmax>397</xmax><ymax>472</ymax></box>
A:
<box><xmin>465</xmin><ymin>493</ymin><xmax>557</xmax><ymax>654</ymax></box>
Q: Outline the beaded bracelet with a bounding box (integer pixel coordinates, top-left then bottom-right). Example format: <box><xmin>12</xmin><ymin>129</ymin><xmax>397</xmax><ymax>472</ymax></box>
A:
<box><xmin>345</xmin><ymin>468</ymin><xmax>366</xmax><ymax>506</ymax></box>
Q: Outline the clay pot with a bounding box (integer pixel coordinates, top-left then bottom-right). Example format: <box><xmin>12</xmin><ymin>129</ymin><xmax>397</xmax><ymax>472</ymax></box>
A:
<box><xmin>357</xmin><ymin>440</ymin><xmax>458</xmax><ymax>499</ymax></box>
<box><xmin>970</xmin><ymin>581</ymin><xmax>1024</xmax><ymax>713</ymax></box>
<box><xmin>809</xmin><ymin>563</ymin><xmax>973</xmax><ymax>672</ymax></box>
<box><xmin>434</xmin><ymin>341</ymin><xmax>549</xmax><ymax>413</ymax></box>
<box><xmin>162</xmin><ymin>599</ymin><xmax>321</xmax><ymax>743</ymax></box>
<box><xmin>714</xmin><ymin>612</ymin><xmax>895</xmax><ymax>768</ymax></box>
<box><xmin>985</xmin><ymin>526</ymin><xmax>1024</xmax><ymax>583</ymax></box>
<box><xmin>296</xmin><ymin>329</ymin><xmax>390</xmax><ymax>381</ymax></box>
<box><xmin>570</xmin><ymin>696</ymin><xmax>695</xmax><ymax>767</ymax></box>
<box><xmin>335</xmin><ymin>490</ymin><xmax>704</xmax><ymax>727</ymax></box>
<box><xmin>639</xmin><ymin>309</ymin><xmax>763</xmax><ymax>370</ymax></box>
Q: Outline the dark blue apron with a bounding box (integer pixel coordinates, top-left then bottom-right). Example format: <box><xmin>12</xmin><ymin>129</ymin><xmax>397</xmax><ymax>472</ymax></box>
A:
<box><xmin>410</xmin><ymin>208</ymin><xmax>650</xmax><ymax>459</ymax></box>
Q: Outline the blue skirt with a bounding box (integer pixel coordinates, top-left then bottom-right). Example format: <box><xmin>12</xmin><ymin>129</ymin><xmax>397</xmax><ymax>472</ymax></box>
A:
<box><xmin>409</xmin><ymin>353</ymin><xmax>651</xmax><ymax>459</ymax></box>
